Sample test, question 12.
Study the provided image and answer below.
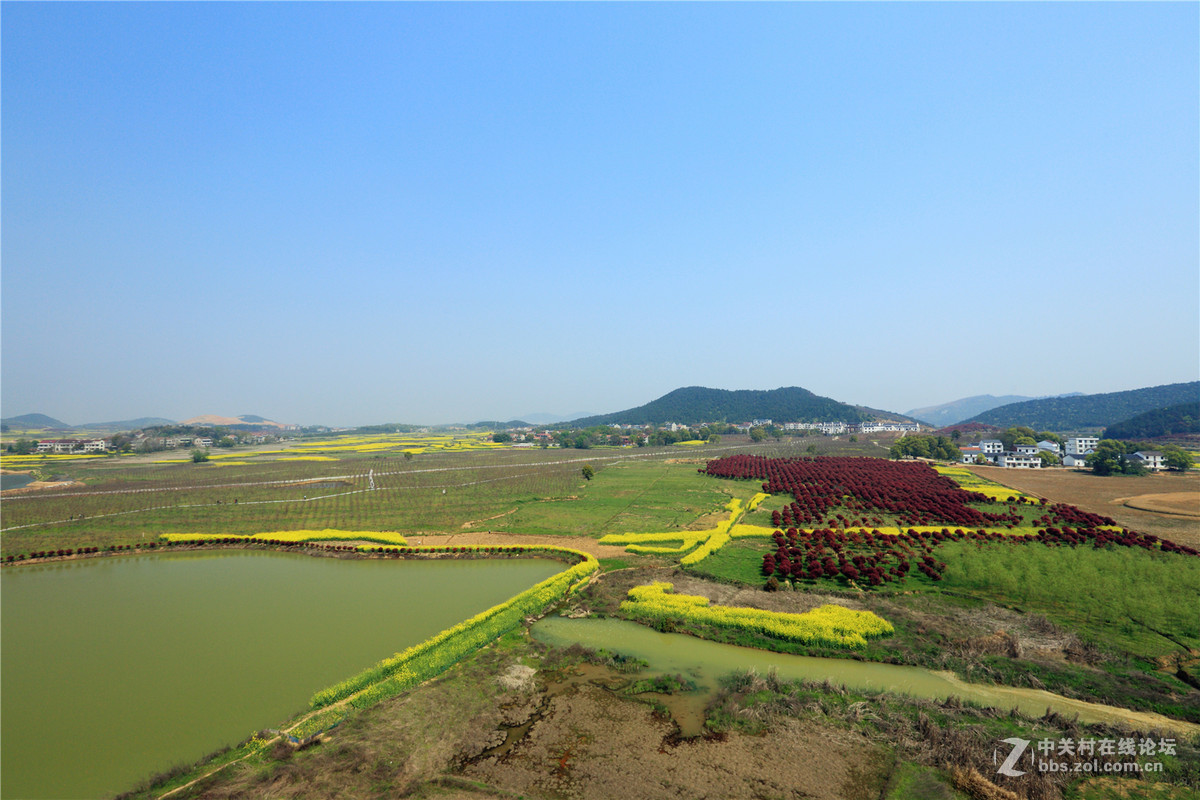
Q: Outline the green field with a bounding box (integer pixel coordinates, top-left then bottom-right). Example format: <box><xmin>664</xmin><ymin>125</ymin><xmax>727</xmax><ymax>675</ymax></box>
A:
<box><xmin>6</xmin><ymin>439</ymin><xmax>1199</xmax><ymax>799</ymax></box>
<box><xmin>0</xmin><ymin>436</ymin><xmax>822</xmax><ymax>555</ymax></box>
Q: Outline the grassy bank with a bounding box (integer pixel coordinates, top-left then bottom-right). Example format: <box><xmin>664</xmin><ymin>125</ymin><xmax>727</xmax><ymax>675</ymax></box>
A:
<box><xmin>118</xmin><ymin>631</ymin><xmax>1200</xmax><ymax>800</ymax></box>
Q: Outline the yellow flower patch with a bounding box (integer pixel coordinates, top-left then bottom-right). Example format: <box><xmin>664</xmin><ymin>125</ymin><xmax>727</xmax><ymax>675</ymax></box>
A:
<box><xmin>161</xmin><ymin>529</ymin><xmax>409</xmax><ymax>546</ymax></box>
<box><xmin>620</xmin><ymin>582</ymin><xmax>893</xmax><ymax>649</ymax></box>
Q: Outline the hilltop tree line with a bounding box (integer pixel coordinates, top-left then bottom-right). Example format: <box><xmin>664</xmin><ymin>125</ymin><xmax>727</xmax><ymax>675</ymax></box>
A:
<box><xmin>1102</xmin><ymin>402</ymin><xmax>1199</xmax><ymax>440</ymax></box>
<box><xmin>966</xmin><ymin>381</ymin><xmax>1199</xmax><ymax>430</ymax></box>
<box><xmin>568</xmin><ymin>386</ymin><xmax>873</xmax><ymax>428</ymax></box>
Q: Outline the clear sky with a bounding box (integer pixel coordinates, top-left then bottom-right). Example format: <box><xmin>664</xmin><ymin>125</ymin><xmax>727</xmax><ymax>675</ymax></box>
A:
<box><xmin>3</xmin><ymin>2</ymin><xmax>1197</xmax><ymax>427</ymax></box>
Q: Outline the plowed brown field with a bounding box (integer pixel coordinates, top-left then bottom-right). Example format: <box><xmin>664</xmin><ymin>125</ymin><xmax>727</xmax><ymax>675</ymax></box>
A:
<box><xmin>965</xmin><ymin>466</ymin><xmax>1200</xmax><ymax>549</ymax></box>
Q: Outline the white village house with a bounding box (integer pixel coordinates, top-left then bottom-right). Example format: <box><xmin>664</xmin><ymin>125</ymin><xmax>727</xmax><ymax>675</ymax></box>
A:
<box><xmin>1065</xmin><ymin>437</ymin><xmax>1098</xmax><ymax>456</ymax></box>
<box><xmin>979</xmin><ymin>440</ymin><xmax>1004</xmax><ymax>457</ymax></box>
<box><xmin>996</xmin><ymin>452</ymin><xmax>1042</xmax><ymax>469</ymax></box>
<box><xmin>1128</xmin><ymin>451</ymin><xmax>1165</xmax><ymax>471</ymax></box>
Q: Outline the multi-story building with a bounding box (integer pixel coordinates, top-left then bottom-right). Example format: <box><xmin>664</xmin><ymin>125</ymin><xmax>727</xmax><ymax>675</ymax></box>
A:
<box><xmin>35</xmin><ymin>439</ymin><xmax>78</xmax><ymax>453</ymax></box>
<box><xmin>1065</xmin><ymin>437</ymin><xmax>1098</xmax><ymax>456</ymax></box>
<box><xmin>860</xmin><ymin>421</ymin><xmax>922</xmax><ymax>433</ymax></box>
<box><xmin>782</xmin><ymin>421</ymin><xmax>848</xmax><ymax>435</ymax></box>
<box><xmin>997</xmin><ymin>452</ymin><xmax>1042</xmax><ymax>469</ymax></box>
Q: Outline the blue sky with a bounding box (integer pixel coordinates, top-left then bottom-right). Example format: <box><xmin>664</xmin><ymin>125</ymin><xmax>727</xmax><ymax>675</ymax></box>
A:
<box><xmin>3</xmin><ymin>2</ymin><xmax>1197</xmax><ymax>427</ymax></box>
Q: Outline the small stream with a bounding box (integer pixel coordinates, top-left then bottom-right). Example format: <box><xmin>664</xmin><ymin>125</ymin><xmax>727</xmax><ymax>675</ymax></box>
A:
<box><xmin>531</xmin><ymin>616</ymin><xmax>1199</xmax><ymax>738</ymax></box>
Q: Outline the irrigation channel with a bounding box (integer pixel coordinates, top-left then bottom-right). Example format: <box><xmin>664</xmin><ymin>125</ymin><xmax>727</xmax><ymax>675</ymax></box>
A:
<box><xmin>532</xmin><ymin>616</ymin><xmax>1200</xmax><ymax>739</ymax></box>
<box><xmin>0</xmin><ymin>550</ymin><xmax>564</xmax><ymax>800</ymax></box>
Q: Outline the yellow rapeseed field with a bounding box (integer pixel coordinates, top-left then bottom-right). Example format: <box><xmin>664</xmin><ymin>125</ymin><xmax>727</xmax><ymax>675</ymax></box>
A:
<box><xmin>620</xmin><ymin>581</ymin><xmax>894</xmax><ymax>648</ymax></box>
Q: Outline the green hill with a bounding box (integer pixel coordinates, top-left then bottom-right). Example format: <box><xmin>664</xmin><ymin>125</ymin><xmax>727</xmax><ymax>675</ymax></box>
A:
<box><xmin>1</xmin><ymin>413</ymin><xmax>71</xmax><ymax>429</ymax></box>
<box><xmin>965</xmin><ymin>382</ymin><xmax>1200</xmax><ymax>431</ymax></box>
<box><xmin>567</xmin><ymin>386</ymin><xmax>906</xmax><ymax>427</ymax></box>
<box><xmin>1103</xmin><ymin>402</ymin><xmax>1200</xmax><ymax>440</ymax></box>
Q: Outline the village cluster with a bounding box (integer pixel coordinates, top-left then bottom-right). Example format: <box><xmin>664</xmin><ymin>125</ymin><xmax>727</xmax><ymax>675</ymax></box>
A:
<box><xmin>26</xmin><ymin>431</ymin><xmax>285</xmax><ymax>454</ymax></box>
<box><xmin>958</xmin><ymin>436</ymin><xmax>1167</xmax><ymax>471</ymax></box>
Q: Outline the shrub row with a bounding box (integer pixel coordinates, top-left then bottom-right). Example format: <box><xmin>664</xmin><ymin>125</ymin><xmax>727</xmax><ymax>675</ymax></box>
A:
<box><xmin>5</xmin><ymin>544</ymin><xmax>153</xmax><ymax>563</ymax></box>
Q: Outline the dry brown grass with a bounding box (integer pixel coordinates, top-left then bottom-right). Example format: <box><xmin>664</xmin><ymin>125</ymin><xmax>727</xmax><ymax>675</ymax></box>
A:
<box><xmin>165</xmin><ymin>631</ymin><xmax>889</xmax><ymax>800</ymax></box>
<box><xmin>464</xmin><ymin>684</ymin><xmax>878</xmax><ymax>800</ymax></box>
<box><xmin>950</xmin><ymin>767</ymin><xmax>1022</xmax><ymax>800</ymax></box>
<box><xmin>1121</xmin><ymin>492</ymin><xmax>1200</xmax><ymax>517</ymax></box>
<box><xmin>965</xmin><ymin>466</ymin><xmax>1200</xmax><ymax>549</ymax></box>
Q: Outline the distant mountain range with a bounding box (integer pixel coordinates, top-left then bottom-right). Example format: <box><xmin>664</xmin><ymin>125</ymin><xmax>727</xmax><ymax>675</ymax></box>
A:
<box><xmin>1</xmin><ymin>413</ymin><xmax>73</xmax><ymax>429</ymax></box>
<box><xmin>179</xmin><ymin>414</ymin><xmax>292</xmax><ymax>430</ymax></box>
<box><xmin>1</xmin><ymin>414</ymin><xmax>176</xmax><ymax>432</ymax></box>
<box><xmin>515</xmin><ymin>411</ymin><xmax>596</xmax><ymax>425</ymax></box>
<box><xmin>1</xmin><ymin>413</ymin><xmax>290</xmax><ymax>433</ymax></box>
<box><xmin>906</xmin><ymin>393</ymin><xmax>1092</xmax><ymax>427</ymax></box>
<box><xmin>9</xmin><ymin>382</ymin><xmax>1195</xmax><ymax>436</ymax></box>
<box><xmin>906</xmin><ymin>395</ymin><xmax>1036</xmax><ymax>427</ymax></box>
<box><xmin>564</xmin><ymin>386</ymin><xmax>916</xmax><ymax>428</ymax></box>
<box><xmin>965</xmin><ymin>382</ymin><xmax>1200</xmax><ymax>431</ymax></box>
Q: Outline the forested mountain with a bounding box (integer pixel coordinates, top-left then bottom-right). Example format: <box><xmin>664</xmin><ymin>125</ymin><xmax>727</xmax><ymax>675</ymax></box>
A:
<box><xmin>965</xmin><ymin>382</ymin><xmax>1200</xmax><ymax>431</ymax></box>
<box><xmin>906</xmin><ymin>394</ymin><xmax>1034</xmax><ymax>427</ymax></box>
<box><xmin>567</xmin><ymin>386</ymin><xmax>909</xmax><ymax>427</ymax></box>
<box><xmin>1103</xmin><ymin>402</ymin><xmax>1200</xmax><ymax>440</ymax></box>
<box><xmin>1</xmin><ymin>413</ymin><xmax>71</xmax><ymax>429</ymax></box>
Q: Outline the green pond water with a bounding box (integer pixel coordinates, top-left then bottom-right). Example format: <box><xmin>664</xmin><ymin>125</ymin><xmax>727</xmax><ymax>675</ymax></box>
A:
<box><xmin>1</xmin><ymin>473</ymin><xmax>35</xmax><ymax>490</ymax></box>
<box><xmin>532</xmin><ymin>616</ymin><xmax>1200</xmax><ymax>738</ymax></box>
<box><xmin>1</xmin><ymin>551</ymin><xmax>563</xmax><ymax>800</ymax></box>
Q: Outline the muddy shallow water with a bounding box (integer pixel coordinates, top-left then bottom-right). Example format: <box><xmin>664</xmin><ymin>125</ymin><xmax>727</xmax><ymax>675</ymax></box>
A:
<box><xmin>532</xmin><ymin>616</ymin><xmax>1200</xmax><ymax>738</ymax></box>
<box><xmin>0</xmin><ymin>551</ymin><xmax>563</xmax><ymax>800</ymax></box>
